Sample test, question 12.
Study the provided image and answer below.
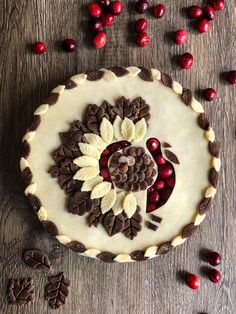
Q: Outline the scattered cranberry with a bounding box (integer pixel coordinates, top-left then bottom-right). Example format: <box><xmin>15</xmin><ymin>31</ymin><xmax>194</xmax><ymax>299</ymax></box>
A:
<box><xmin>62</xmin><ymin>39</ymin><xmax>77</xmax><ymax>53</ymax></box>
<box><xmin>187</xmin><ymin>5</ymin><xmax>202</xmax><ymax>19</ymax></box>
<box><xmin>136</xmin><ymin>31</ymin><xmax>150</xmax><ymax>47</ymax></box>
<box><xmin>227</xmin><ymin>71</ymin><xmax>236</xmax><ymax>85</ymax></box>
<box><xmin>155</xmin><ymin>155</ymin><xmax>166</xmax><ymax>165</ymax></box>
<box><xmin>100</xmin><ymin>157</ymin><xmax>109</xmax><ymax>167</ymax></box>
<box><xmin>146</xmin><ymin>138</ymin><xmax>160</xmax><ymax>152</ymax></box>
<box><xmin>89</xmin><ymin>19</ymin><xmax>103</xmax><ymax>32</ymax></box>
<box><xmin>100</xmin><ymin>168</ymin><xmax>109</xmax><ymax>178</ymax></box>
<box><xmin>159</xmin><ymin>165</ymin><xmax>173</xmax><ymax>178</ymax></box>
<box><xmin>98</xmin><ymin>0</ymin><xmax>111</xmax><ymax>7</ymax></box>
<box><xmin>110</xmin><ymin>1</ymin><xmax>123</xmax><ymax>15</ymax></box>
<box><xmin>202</xmin><ymin>5</ymin><xmax>215</xmax><ymax>21</ymax></box>
<box><xmin>32</xmin><ymin>42</ymin><xmax>46</xmax><ymax>54</ymax></box>
<box><xmin>186</xmin><ymin>273</ymin><xmax>200</xmax><ymax>290</ymax></box>
<box><xmin>135</xmin><ymin>18</ymin><xmax>148</xmax><ymax>32</ymax></box>
<box><xmin>135</xmin><ymin>0</ymin><xmax>149</xmax><ymax>14</ymax></box>
<box><xmin>161</xmin><ymin>188</ymin><xmax>172</xmax><ymax>201</ymax></box>
<box><xmin>179</xmin><ymin>52</ymin><xmax>193</xmax><ymax>69</ymax></box>
<box><xmin>207</xmin><ymin>251</ymin><xmax>222</xmax><ymax>266</ymax></box>
<box><xmin>93</xmin><ymin>31</ymin><xmax>107</xmax><ymax>48</ymax></box>
<box><xmin>166</xmin><ymin>177</ymin><xmax>175</xmax><ymax>188</ymax></box>
<box><xmin>174</xmin><ymin>29</ymin><xmax>188</xmax><ymax>45</ymax></box>
<box><xmin>155</xmin><ymin>180</ymin><xmax>165</xmax><ymax>190</ymax></box>
<box><xmin>203</xmin><ymin>88</ymin><xmax>217</xmax><ymax>101</ymax></box>
<box><xmin>196</xmin><ymin>19</ymin><xmax>210</xmax><ymax>33</ymax></box>
<box><xmin>150</xmin><ymin>191</ymin><xmax>160</xmax><ymax>203</ymax></box>
<box><xmin>88</xmin><ymin>3</ymin><xmax>102</xmax><ymax>18</ymax></box>
<box><xmin>153</xmin><ymin>4</ymin><xmax>165</xmax><ymax>18</ymax></box>
<box><xmin>208</xmin><ymin>269</ymin><xmax>222</xmax><ymax>283</ymax></box>
<box><xmin>147</xmin><ymin>203</ymin><xmax>157</xmax><ymax>213</ymax></box>
<box><xmin>210</xmin><ymin>0</ymin><xmax>224</xmax><ymax>11</ymax></box>
<box><xmin>102</xmin><ymin>13</ymin><xmax>115</xmax><ymax>26</ymax></box>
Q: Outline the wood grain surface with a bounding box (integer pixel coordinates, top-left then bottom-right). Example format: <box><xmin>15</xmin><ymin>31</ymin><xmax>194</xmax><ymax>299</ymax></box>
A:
<box><xmin>0</xmin><ymin>1</ymin><xmax>235</xmax><ymax>313</ymax></box>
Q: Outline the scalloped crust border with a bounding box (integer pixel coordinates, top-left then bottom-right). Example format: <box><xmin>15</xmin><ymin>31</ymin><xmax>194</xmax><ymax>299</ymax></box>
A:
<box><xmin>20</xmin><ymin>66</ymin><xmax>221</xmax><ymax>263</ymax></box>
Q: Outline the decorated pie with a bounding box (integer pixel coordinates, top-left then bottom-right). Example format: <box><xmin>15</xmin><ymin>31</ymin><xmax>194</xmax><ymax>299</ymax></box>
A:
<box><xmin>20</xmin><ymin>67</ymin><xmax>220</xmax><ymax>263</ymax></box>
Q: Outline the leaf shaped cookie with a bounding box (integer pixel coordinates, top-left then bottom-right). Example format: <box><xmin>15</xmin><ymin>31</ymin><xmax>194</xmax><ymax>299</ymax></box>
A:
<box><xmin>73</xmin><ymin>156</ymin><xmax>98</xmax><ymax>167</ymax></box>
<box><xmin>121</xmin><ymin>118</ymin><xmax>135</xmax><ymax>141</ymax></box>
<box><xmin>73</xmin><ymin>166</ymin><xmax>99</xmax><ymax>181</ymax></box>
<box><xmin>91</xmin><ymin>181</ymin><xmax>111</xmax><ymax>199</ymax></box>
<box><xmin>123</xmin><ymin>193</ymin><xmax>137</xmax><ymax>218</ymax></box>
<box><xmin>113</xmin><ymin>116</ymin><xmax>123</xmax><ymax>140</ymax></box>
<box><xmin>100</xmin><ymin>118</ymin><xmax>114</xmax><ymax>144</ymax></box>
<box><xmin>78</xmin><ymin>143</ymin><xmax>100</xmax><ymax>159</ymax></box>
<box><xmin>101</xmin><ymin>189</ymin><xmax>117</xmax><ymax>214</ymax></box>
<box><xmin>84</xmin><ymin>133</ymin><xmax>107</xmax><ymax>151</ymax></box>
<box><xmin>133</xmin><ymin>118</ymin><xmax>147</xmax><ymax>143</ymax></box>
<box><xmin>81</xmin><ymin>176</ymin><xmax>103</xmax><ymax>192</ymax></box>
<box><xmin>112</xmin><ymin>191</ymin><xmax>125</xmax><ymax>216</ymax></box>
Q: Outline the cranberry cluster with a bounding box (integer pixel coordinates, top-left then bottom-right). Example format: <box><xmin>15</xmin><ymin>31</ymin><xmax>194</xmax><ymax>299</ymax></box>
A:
<box><xmin>88</xmin><ymin>1</ymin><xmax>123</xmax><ymax>48</ymax></box>
<box><xmin>134</xmin><ymin>1</ymin><xmax>166</xmax><ymax>48</ymax></box>
<box><xmin>146</xmin><ymin>138</ymin><xmax>175</xmax><ymax>213</ymax></box>
<box><xmin>186</xmin><ymin>250</ymin><xmax>222</xmax><ymax>290</ymax></box>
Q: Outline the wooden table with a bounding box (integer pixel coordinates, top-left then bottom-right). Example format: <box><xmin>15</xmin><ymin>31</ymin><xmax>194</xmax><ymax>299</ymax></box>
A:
<box><xmin>0</xmin><ymin>1</ymin><xmax>235</xmax><ymax>313</ymax></box>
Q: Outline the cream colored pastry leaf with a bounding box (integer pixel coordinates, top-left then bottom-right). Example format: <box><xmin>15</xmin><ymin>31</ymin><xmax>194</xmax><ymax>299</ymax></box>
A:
<box><xmin>112</xmin><ymin>191</ymin><xmax>125</xmax><ymax>216</ymax></box>
<box><xmin>114</xmin><ymin>254</ymin><xmax>131</xmax><ymax>263</ymax></box>
<box><xmin>73</xmin><ymin>166</ymin><xmax>99</xmax><ymax>181</ymax></box>
<box><xmin>78</xmin><ymin>143</ymin><xmax>100</xmax><ymax>159</ymax></box>
<box><xmin>84</xmin><ymin>133</ymin><xmax>107</xmax><ymax>150</ymax></box>
<box><xmin>133</xmin><ymin>118</ymin><xmax>147</xmax><ymax>143</ymax></box>
<box><xmin>191</xmin><ymin>98</ymin><xmax>204</xmax><ymax>113</ymax></box>
<box><xmin>38</xmin><ymin>207</ymin><xmax>47</xmax><ymax>221</ymax></box>
<box><xmin>113</xmin><ymin>116</ymin><xmax>123</xmax><ymax>140</ymax></box>
<box><xmin>91</xmin><ymin>181</ymin><xmax>111</xmax><ymax>199</ymax></box>
<box><xmin>20</xmin><ymin>157</ymin><xmax>29</xmax><ymax>172</ymax></box>
<box><xmin>151</xmin><ymin>68</ymin><xmax>161</xmax><ymax>80</ymax></box>
<box><xmin>100</xmin><ymin>118</ymin><xmax>114</xmax><ymax>144</ymax></box>
<box><xmin>127</xmin><ymin>66</ymin><xmax>141</xmax><ymax>77</ymax></box>
<box><xmin>123</xmin><ymin>193</ymin><xmax>137</xmax><ymax>218</ymax></box>
<box><xmin>73</xmin><ymin>156</ymin><xmax>98</xmax><ymax>167</ymax></box>
<box><xmin>71</xmin><ymin>73</ymin><xmax>87</xmax><ymax>84</ymax></box>
<box><xmin>121</xmin><ymin>118</ymin><xmax>135</xmax><ymax>141</ymax></box>
<box><xmin>104</xmin><ymin>70</ymin><xmax>117</xmax><ymax>81</ymax></box>
<box><xmin>34</xmin><ymin>104</ymin><xmax>49</xmax><ymax>115</ymax></box>
<box><xmin>81</xmin><ymin>176</ymin><xmax>103</xmax><ymax>192</ymax></box>
<box><xmin>101</xmin><ymin>189</ymin><xmax>117</xmax><ymax>214</ymax></box>
<box><xmin>56</xmin><ymin>235</ymin><xmax>71</xmax><ymax>245</ymax></box>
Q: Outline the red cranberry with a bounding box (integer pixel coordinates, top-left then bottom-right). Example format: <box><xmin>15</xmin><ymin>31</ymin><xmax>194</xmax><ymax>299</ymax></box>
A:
<box><xmin>227</xmin><ymin>71</ymin><xmax>236</xmax><ymax>85</ymax></box>
<box><xmin>197</xmin><ymin>19</ymin><xmax>210</xmax><ymax>33</ymax></box>
<box><xmin>100</xmin><ymin>157</ymin><xmax>109</xmax><ymax>167</ymax></box>
<box><xmin>147</xmin><ymin>203</ymin><xmax>156</xmax><ymax>213</ymax></box>
<box><xmin>32</xmin><ymin>42</ymin><xmax>46</xmax><ymax>54</ymax></box>
<box><xmin>110</xmin><ymin>1</ymin><xmax>123</xmax><ymax>15</ymax></box>
<box><xmin>210</xmin><ymin>0</ymin><xmax>224</xmax><ymax>11</ymax></box>
<box><xmin>174</xmin><ymin>29</ymin><xmax>188</xmax><ymax>45</ymax></box>
<box><xmin>102</xmin><ymin>148</ymin><xmax>110</xmax><ymax>156</ymax></box>
<box><xmin>202</xmin><ymin>5</ymin><xmax>215</xmax><ymax>21</ymax></box>
<box><xmin>102</xmin><ymin>13</ymin><xmax>115</xmax><ymax>26</ymax></box>
<box><xmin>207</xmin><ymin>251</ymin><xmax>222</xmax><ymax>266</ymax></box>
<box><xmin>136</xmin><ymin>32</ymin><xmax>150</xmax><ymax>48</ymax></box>
<box><xmin>100</xmin><ymin>169</ymin><xmax>109</xmax><ymax>178</ymax></box>
<box><xmin>155</xmin><ymin>155</ymin><xmax>166</xmax><ymax>165</ymax></box>
<box><xmin>93</xmin><ymin>32</ymin><xmax>107</xmax><ymax>48</ymax></box>
<box><xmin>148</xmin><ymin>186</ymin><xmax>155</xmax><ymax>193</ymax></box>
<box><xmin>155</xmin><ymin>180</ymin><xmax>165</xmax><ymax>190</ymax></box>
<box><xmin>150</xmin><ymin>191</ymin><xmax>160</xmax><ymax>203</ymax></box>
<box><xmin>98</xmin><ymin>0</ymin><xmax>111</xmax><ymax>7</ymax></box>
<box><xmin>203</xmin><ymin>88</ymin><xmax>217</xmax><ymax>101</ymax></box>
<box><xmin>166</xmin><ymin>177</ymin><xmax>175</xmax><ymax>188</ymax></box>
<box><xmin>135</xmin><ymin>18</ymin><xmax>148</xmax><ymax>32</ymax></box>
<box><xmin>62</xmin><ymin>39</ymin><xmax>77</xmax><ymax>52</ymax></box>
<box><xmin>153</xmin><ymin>4</ymin><xmax>165</xmax><ymax>18</ymax></box>
<box><xmin>187</xmin><ymin>6</ymin><xmax>202</xmax><ymax>19</ymax></box>
<box><xmin>186</xmin><ymin>273</ymin><xmax>200</xmax><ymax>290</ymax></box>
<box><xmin>159</xmin><ymin>165</ymin><xmax>173</xmax><ymax>178</ymax></box>
<box><xmin>135</xmin><ymin>0</ymin><xmax>149</xmax><ymax>14</ymax></box>
<box><xmin>89</xmin><ymin>19</ymin><xmax>103</xmax><ymax>32</ymax></box>
<box><xmin>161</xmin><ymin>188</ymin><xmax>172</xmax><ymax>201</ymax></box>
<box><xmin>208</xmin><ymin>269</ymin><xmax>222</xmax><ymax>283</ymax></box>
<box><xmin>88</xmin><ymin>3</ymin><xmax>102</xmax><ymax>18</ymax></box>
<box><xmin>147</xmin><ymin>138</ymin><xmax>160</xmax><ymax>152</ymax></box>
<box><xmin>179</xmin><ymin>52</ymin><xmax>193</xmax><ymax>69</ymax></box>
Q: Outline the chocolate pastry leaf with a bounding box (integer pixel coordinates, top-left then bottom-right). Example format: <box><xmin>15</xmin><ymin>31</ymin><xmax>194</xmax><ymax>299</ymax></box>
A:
<box><xmin>45</xmin><ymin>272</ymin><xmax>70</xmax><ymax>309</ymax></box>
<box><xmin>103</xmin><ymin>211</ymin><xmax>125</xmax><ymax>236</ymax></box>
<box><xmin>101</xmin><ymin>100</ymin><xmax>116</xmax><ymax>123</ymax></box>
<box><xmin>87</xmin><ymin>206</ymin><xmax>103</xmax><ymax>227</ymax></box>
<box><xmin>7</xmin><ymin>278</ymin><xmax>35</xmax><ymax>305</ymax></box>
<box><xmin>83</xmin><ymin>104</ymin><xmax>107</xmax><ymax>134</ymax></box>
<box><xmin>198</xmin><ymin>113</ymin><xmax>210</xmax><ymax>130</ymax></box>
<box><xmin>164</xmin><ymin>149</ymin><xmax>180</xmax><ymax>164</ymax></box>
<box><xmin>138</xmin><ymin>67</ymin><xmax>153</xmax><ymax>82</ymax></box>
<box><xmin>68</xmin><ymin>192</ymin><xmax>99</xmax><ymax>216</ymax></box>
<box><xmin>122</xmin><ymin>206</ymin><xmax>142</xmax><ymax>240</ymax></box>
<box><xmin>181</xmin><ymin>88</ymin><xmax>193</xmax><ymax>106</ymax></box>
<box><xmin>108</xmin><ymin>67</ymin><xmax>129</xmax><ymax>77</ymax></box>
<box><xmin>113</xmin><ymin>97</ymin><xmax>137</xmax><ymax>121</ymax></box>
<box><xmin>130</xmin><ymin>97</ymin><xmax>151</xmax><ymax>123</ymax></box>
<box><xmin>23</xmin><ymin>249</ymin><xmax>51</xmax><ymax>271</ymax></box>
<box><xmin>161</xmin><ymin>72</ymin><xmax>172</xmax><ymax>87</ymax></box>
